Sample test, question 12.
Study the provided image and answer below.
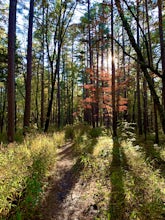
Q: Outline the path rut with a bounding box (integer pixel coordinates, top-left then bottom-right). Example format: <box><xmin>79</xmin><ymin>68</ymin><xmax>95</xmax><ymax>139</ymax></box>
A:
<box><xmin>35</xmin><ymin>142</ymin><xmax>98</xmax><ymax>220</ymax></box>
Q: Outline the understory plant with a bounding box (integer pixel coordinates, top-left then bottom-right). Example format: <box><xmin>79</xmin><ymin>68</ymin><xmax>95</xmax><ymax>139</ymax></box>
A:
<box><xmin>0</xmin><ymin>132</ymin><xmax>65</xmax><ymax>219</ymax></box>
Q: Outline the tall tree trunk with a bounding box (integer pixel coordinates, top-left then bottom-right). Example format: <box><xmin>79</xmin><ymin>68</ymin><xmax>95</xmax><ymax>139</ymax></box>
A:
<box><xmin>96</xmin><ymin>39</ymin><xmax>99</xmax><ymax>127</ymax></box>
<box><xmin>35</xmin><ymin>60</ymin><xmax>40</xmax><ymax>126</ymax></box>
<box><xmin>150</xmin><ymin>97</ymin><xmax>154</xmax><ymax>131</ymax></box>
<box><xmin>115</xmin><ymin>0</ymin><xmax>165</xmax><ymax>133</ymax></box>
<box><xmin>7</xmin><ymin>0</ymin><xmax>17</xmax><ymax>142</ymax></box>
<box><xmin>44</xmin><ymin>5</ymin><xmax>55</xmax><ymax>131</ymax></box>
<box><xmin>44</xmin><ymin>43</ymin><xmax>62</xmax><ymax>132</ymax></box>
<box><xmin>111</xmin><ymin>0</ymin><xmax>117</xmax><ymax>137</ymax></box>
<box><xmin>57</xmin><ymin>43</ymin><xmax>61</xmax><ymax>129</ymax></box>
<box><xmin>101</xmin><ymin>25</ymin><xmax>104</xmax><ymax>126</ymax></box>
<box><xmin>116</xmin><ymin>31</ymin><xmax>120</xmax><ymax>121</ymax></box>
<box><xmin>71</xmin><ymin>39</ymin><xmax>74</xmax><ymax>124</ymax></box>
<box><xmin>41</xmin><ymin>4</ymin><xmax>45</xmax><ymax>129</ymax></box>
<box><xmin>136</xmin><ymin>0</ymin><xmax>142</xmax><ymax>135</ymax></box>
<box><xmin>132</xmin><ymin>91</ymin><xmax>136</xmax><ymax>123</ymax></box>
<box><xmin>154</xmin><ymin>102</ymin><xmax>159</xmax><ymax>143</ymax></box>
<box><xmin>145</xmin><ymin>0</ymin><xmax>158</xmax><ymax>140</ymax></box>
<box><xmin>87</xmin><ymin>0</ymin><xmax>95</xmax><ymax>128</ymax></box>
<box><xmin>44</xmin><ymin>79</ymin><xmax>55</xmax><ymax>132</ymax></box>
<box><xmin>122</xmin><ymin>26</ymin><xmax>128</xmax><ymax>120</ymax></box>
<box><xmin>143</xmin><ymin>78</ymin><xmax>148</xmax><ymax>140</ymax></box>
<box><xmin>44</xmin><ymin>1</ymin><xmax>76</xmax><ymax>131</ymax></box>
<box><xmin>23</xmin><ymin>0</ymin><xmax>34</xmax><ymax>132</ymax></box>
<box><xmin>158</xmin><ymin>0</ymin><xmax>165</xmax><ymax>110</ymax></box>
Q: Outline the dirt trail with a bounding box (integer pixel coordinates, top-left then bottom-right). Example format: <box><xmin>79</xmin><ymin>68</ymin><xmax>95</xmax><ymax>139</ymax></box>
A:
<box><xmin>35</xmin><ymin>142</ymin><xmax>98</xmax><ymax>220</ymax></box>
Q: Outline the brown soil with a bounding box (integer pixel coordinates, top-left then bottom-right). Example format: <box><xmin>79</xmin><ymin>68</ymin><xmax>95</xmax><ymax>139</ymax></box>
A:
<box><xmin>35</xmin><ymin>142</ymin><xmax>100</xmax><ymax>220</ymax></box>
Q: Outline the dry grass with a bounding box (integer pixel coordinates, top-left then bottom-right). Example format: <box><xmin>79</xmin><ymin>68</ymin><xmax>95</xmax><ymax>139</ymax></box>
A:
<box><xmin>0</xmin><ymin>131</ymin><xmax>65</xmax><ymax>219</ymax></box>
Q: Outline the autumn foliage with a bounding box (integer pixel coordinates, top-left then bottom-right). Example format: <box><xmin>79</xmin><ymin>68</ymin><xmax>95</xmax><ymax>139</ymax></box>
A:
<box><xmin>79</xmin><ymin>67</ymin><xmax>128</xmax><ymax>125</ymax></box>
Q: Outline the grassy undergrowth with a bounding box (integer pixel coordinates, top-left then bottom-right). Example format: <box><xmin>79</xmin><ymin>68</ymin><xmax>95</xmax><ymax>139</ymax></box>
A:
<box><xmin>121</xmin><ymin>140</ymin><xmax>165</xmax><ymax>219</ymax></box>
<box><xmin>1</xmin><ymin>123</ymin><xmax>165</xmax><ymax>220</ymax></box>
<box><xmin>0</xmin><ymin>131</ymin><xmax>65</xmax><ymax>219</ymax></box>
<box><xmin>65</xmin><ymin>124</ymin><xmax>165</xmax><ymax>219</ymax></box>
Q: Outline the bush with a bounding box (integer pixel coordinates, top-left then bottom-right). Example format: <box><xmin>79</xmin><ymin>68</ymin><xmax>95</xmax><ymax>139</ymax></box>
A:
<box><xmin>65</xmin><ymin>125</ymin><xmax>74</xmax><ymax>140</ymax></box>
<box><xmin>53</xmin><ymin>132</ymin><xmax>65</xmax><ymax>147</ymax></box>
<box><xmin>88</xmin><ymin>127</ymin><xmax>103</xmax><ymax>138</ymax></box>
<box><xmin>65</xmin><ymin>124</ymin><xmax>91</xmax><ymax>141</ymax></box>
<box><xmin>118</xmin><ymin>121</ymin><xmax>136</xmax><ymax>141</ymax></box>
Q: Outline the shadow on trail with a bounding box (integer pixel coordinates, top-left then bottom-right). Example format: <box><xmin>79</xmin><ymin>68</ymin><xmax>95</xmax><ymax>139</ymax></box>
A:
<box><xmin>34</xmin><ymin>139</ymin><xmax>96</xmax><ymax>220</ymax></box>
<box><xmin>108</xmin><ymin>139</ymin><xmax>128</xmax><ymax>220</ymax></box>
<box><xmin>57</xmin><ymin>142</ymin><xmax>75</xmax><ymax>160</ymax></box>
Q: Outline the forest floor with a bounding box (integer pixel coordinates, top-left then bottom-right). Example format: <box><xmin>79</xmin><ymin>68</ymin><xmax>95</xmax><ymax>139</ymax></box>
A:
<box><xmin>34</xmin><ymin>142</ymin><xmax>101</xmax><ymax>220</ymax></box>
<box><xmin>33</xmin><ymin>134</ymin><xmax>165</xmax><ymax>220</ymax></box>
<box><xmin>1</xmin><ymin>127</ymin><xmax>165</xmax><ymax>220</ymax></box>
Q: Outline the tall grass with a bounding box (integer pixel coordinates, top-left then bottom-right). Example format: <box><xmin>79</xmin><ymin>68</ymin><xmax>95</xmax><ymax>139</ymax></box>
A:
<box><xmin>0</xmin><ymin>131</ymin><xmax>65</xmax><ymax>219</ymax></box>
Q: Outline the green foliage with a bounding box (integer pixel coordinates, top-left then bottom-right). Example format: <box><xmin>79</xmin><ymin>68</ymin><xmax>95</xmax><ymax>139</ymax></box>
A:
<box><xmin>0</xmin><ymin>132</ymin><xmax>65</xmax><ymax>219</ymax></box>
<box><xmin>88</xmin><ymin>127</ymin><xmax>103</xmax><ymax>138</ymax></box>
<box><xmin>121</xmin><ymin>140</ymin><xmax>165</xmax><ymax>220</ymax></box>
<box><xmin>65</xmin><ymin>125</ymin><xmax>75</xmax><ymax>140</ymax></box>
<box><xmin>118</xmin><ymin>121</ymin><xmax>136</xmax><ymax>141</ymax></box>
<box><xmin>65</xmin><ymin>123</ymin><xmax>91</xmax><ymax>140</ymax></box>
<box><xmin>65</xmin><ymin>124</ymin><xmax>106</xmax><ymax>158</ymax></box>
<box><xmin>74</xmin><ymin>130</ymin><xmax>165</xmax><ymax>219</ymax></box>
<box><xmin>53</xmin><ymin>132</ymin><xmax>65</xmax><ymax>147</ymax></box>
<box><xmin>0</xmin><ymin>133</ymin><xmax>7</xmax><ymax>144</ymax></box>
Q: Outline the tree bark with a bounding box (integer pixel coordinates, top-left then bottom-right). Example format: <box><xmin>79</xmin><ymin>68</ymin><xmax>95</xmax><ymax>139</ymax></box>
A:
<box><xmin>23</xmin><ymin>0</ymin><xmax>34</xmax><ymax>132</ymax></box>
<box><xmin>7</xmin><ymin>0</ymin><xmax>17</xmax><ymax>142</ymax></box>
<box><xmin>115</xmin><ymin>0</ymin><xmax>165</xmax><ymax>133</ymax></box>
<box><xmin>143</xmin><ymin>78</ymin><xmax>148</xmax><ymax>140</ymax></box>
<box><xmin>41</xmin><ymin>3</ymin><xmax>45</xmax><ymax>129</ymax></box>
<box><xmin>145</xmin><ymin>0</ymin><xmax>158</xmax><ymax>139</ymax></box>
<box><xmin>111</xmin><ymin>0</ymin><xmax>117</xmax><ymax>137</ymax></box>
<box><xmin>57</xmin><ymin>43</ymin><xmax>61</xmax><ymax>129</ymax></box>
<box><xmin>44</xmin><ymin>43</ymin><xmax>61</xmax><ymax>132</ymax></box>
<box><xmin>136</xmin><ymin>0</ymin><xmax>142</xmax><ymax>135</ymax></box>
<box><xmin>158</xmin><ymin>0</ymin><xmax>165</xmax><ymax>110</ymax></box>
<box><xmin>87</xmin><ymin>0</ymin><xmax>95</xmax><ymax>128</ymax></box>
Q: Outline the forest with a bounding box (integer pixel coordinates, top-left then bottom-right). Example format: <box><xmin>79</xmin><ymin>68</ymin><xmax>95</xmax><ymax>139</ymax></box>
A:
<box><xmin>0</xmin><ymin>0</ymin><xmax>165</xmax><ymax>219</ymax></box>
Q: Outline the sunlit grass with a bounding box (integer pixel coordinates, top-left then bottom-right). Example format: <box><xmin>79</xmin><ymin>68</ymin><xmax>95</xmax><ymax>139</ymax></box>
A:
<box><xmin>0</xmin><ymin>131</ymin><xmax>65</xmax><ymax>219</ymax></box>
<box><xmin>75</xmin><ymin>133</ymin><xmax>114</xmax><ymax>218</ymax></box>
<box><xmin>1</xmin><ymin>124</ymin><xmax>165</xmax><ymax>219</ymax></box>
<box><xmin>121</xmin><ymin>140</ymin><xmax>165</xmax><ymax>219</ymax></box>
<box><xmin>53</xmin><ymin>131</ymin><xmax>65</xmax><ymax>147</ymax></box>
<box><xmin>74</xmin><ymin>128</ymin><xmax>165</xmax><ymax>219</ymax></box>
<box><xmin>93</xmin><ymin>136</ymin><xmax>113</xmax><ymax>157</ymax></box>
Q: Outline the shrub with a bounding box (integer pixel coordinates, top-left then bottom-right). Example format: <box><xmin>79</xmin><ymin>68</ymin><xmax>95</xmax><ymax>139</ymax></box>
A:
<box><xmin>118</xmin><ymin>121</ymin><xmax>136</xmax><ymax>141</ymax></box>
<box><xmin>53</xmin><ymin>132</ymin><xmax>65</xmax><ymax>147</ymax></box>
<box><xmin>88</xmin><ymin>127</ymin><xmax>103</xmax><ymax>138</ymax></box>
<box><xmin>65</xmin><ymin>125</ymin><xmax>74</xmax><ymax>140</ymax></box>
<box><xmin>65</xmin><ymin>124</ymin><xmax>91</xmax><ymax>141</ymax></box>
